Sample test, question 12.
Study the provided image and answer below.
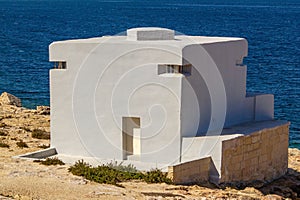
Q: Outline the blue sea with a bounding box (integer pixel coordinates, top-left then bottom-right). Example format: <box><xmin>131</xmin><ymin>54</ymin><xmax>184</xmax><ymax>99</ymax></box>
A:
<box><xmin>0</xmin><ymin>0</ymin><xmax>299</xmax><ymax>148</ymax></box>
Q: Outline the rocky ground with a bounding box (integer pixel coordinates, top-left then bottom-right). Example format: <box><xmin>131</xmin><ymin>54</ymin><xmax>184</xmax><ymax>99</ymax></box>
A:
<box><xmin>0</xmin><ymin>92</ymin><xmax>299</xmax><ymax>200</ymax></box>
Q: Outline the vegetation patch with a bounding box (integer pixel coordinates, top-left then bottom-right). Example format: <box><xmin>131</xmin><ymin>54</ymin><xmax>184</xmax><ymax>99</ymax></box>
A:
<box><xmin>34</xmin><ymin>157</ymin><xmax>65</xmax><ymax>166</ymax></box>
<box><xmin>16</xmin><ymin>140</ymin><xmax>28</xmax><ymax>148</ymax></box>
<box><xmin>0</xmin><ymin>141</ymin><xmax>9</xmax><ymax>148</ymax></box>
<box><xmin>143</xmin><ymin>169</ymin><xmax>172</xmax><ymax>184</ymax></box>
<box><xmin>68</xmin><ymin>160</ymin><xmax>172</xmax><ymax>186</ymax></box>
<box><xmin>107</xmin><ymin>160</ymin><xmax>138</xmax><ymax>173</ymax></box>
<box><xmin>31</xmin><ymin>129</ymin><xmax>50</xmax><ymax>139</ymax></box>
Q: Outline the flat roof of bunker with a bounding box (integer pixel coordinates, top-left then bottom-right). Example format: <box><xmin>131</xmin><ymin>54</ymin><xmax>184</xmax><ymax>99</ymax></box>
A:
<box><xmin>50</xmin><ymin>27</ymin><xmax>245</xmax><ymax>46</ymax></box>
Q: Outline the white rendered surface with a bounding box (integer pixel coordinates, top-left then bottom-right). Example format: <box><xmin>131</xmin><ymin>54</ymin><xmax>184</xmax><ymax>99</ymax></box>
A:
<box><xmin>49</xmin><ymin>27</ymin><xmax>274</xmax><ymax>171</ymax></box>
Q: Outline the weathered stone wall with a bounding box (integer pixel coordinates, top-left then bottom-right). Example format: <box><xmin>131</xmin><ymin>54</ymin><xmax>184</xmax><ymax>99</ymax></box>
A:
<box><xmin>167</xmin><ymin>157</ymin><xmax>212</xmax><ymax>184</ymax></box>
<box><xmin>220</xmin><ymin>123</ymin><xmax>289</xmax><ymax>183</ymax></box>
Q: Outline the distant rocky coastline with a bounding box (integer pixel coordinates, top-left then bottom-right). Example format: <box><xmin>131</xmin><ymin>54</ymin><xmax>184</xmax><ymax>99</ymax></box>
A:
<box><xmin>0</xmin><ymin>92</ymin><xmax>299</xmax><ymax>199</ymax></box>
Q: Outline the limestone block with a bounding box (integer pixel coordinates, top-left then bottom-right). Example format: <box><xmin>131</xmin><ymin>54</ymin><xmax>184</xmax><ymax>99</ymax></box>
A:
<box><xmin>259</xmin><ymin>154</ymin><xmax>268</xmax><ymax>164</ymax></box>
<box><xmin>232</xmin><ymin>155</ymin><xmax>243</xmax><ymax>164</ymax></box>
<box><xmin>252</xmin><ymin>142</ymin><xmax>260</xmax><ymax>150</ymax></box>
<box><xmin>251</xmin><ymin>134</ymin><xmax>260</xmax><ymax>143</ymax></box>
<box><xmin>251</xmin><ymin>157</ymin><xmax>258</xmax><ymax>166</ymax></box>
<box><xmin>220</xmin><ymin>123</ymin><xmax>289</xmax><ymax>184</ymax></box>
<box><xmin>244</xmin><ymin>136</ymin><xmax>252</xmax><ymax>145</ymax></box>
<box><xmin>168</xmin><ymin>157</ymin><xmax>211</xmax><ymax>184</ymax></box>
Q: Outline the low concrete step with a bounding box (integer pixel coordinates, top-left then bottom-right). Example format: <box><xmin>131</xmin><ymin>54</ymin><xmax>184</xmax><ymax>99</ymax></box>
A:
<box><xmin>127</xmin><ymin>154</ymin><xmax>141</xmax><ymax>161</ymax></box>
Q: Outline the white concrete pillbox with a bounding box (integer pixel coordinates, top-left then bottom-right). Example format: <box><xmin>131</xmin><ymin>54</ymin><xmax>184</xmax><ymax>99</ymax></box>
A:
<box><xmin>48</xmin><ymin>27</ymin><xmax>289</xmax><ymax>184</ymax></box>
<box><xmin>127</xmin><ymin>27</ymin><xmax>175</xmax><ymax>41</ymax></box>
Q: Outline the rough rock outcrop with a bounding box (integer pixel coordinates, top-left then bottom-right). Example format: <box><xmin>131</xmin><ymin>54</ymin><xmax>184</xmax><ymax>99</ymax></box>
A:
<box><xmin>0</xmin><ymin>92</ymin><xmax>22</xmax><ymax>107</ymax></box>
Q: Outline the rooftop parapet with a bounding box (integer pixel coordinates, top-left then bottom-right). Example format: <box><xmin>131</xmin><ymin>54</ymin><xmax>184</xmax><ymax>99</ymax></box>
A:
<box><xmin>127</xmin><ymin>27</ymin><xmax>175</xmax><ymax>41</ymax></box>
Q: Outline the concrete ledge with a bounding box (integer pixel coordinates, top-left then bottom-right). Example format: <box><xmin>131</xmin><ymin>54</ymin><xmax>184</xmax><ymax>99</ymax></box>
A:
<box><xmin>14</xmin><ymin>148</ymin><xmax>57</xmax><ymax>160</ymax></box>
<box><xmin>222</xmin><ymin>120</ymin><xmax>289</xmax><ymax>135</ymax></box>
<box><xmin>167</xmin><ymin>157</ymin><xmax>212</xmax><ymax>184</ymax></box>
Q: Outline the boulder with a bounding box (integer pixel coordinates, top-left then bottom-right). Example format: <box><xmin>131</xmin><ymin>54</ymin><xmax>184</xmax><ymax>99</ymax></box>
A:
<box><xmin>0</xmin><ymin>92</ymin><xmax>22</xmax><ymax>107</ymax></box>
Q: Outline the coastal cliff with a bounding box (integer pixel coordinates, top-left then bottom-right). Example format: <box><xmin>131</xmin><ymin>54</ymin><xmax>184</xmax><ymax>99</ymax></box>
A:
<box><xmin>0</xmin><ymin>92</ymin><xmax>299</xmax><ymax>199</ymax></box>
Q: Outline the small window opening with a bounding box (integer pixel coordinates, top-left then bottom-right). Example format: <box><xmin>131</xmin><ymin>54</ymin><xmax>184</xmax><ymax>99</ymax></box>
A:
<box><xmin>53</xmin><ymin>61</ymin><xmax>67</xmax><ymax>69</ymax></box>
<box><xmin>158</xmin><ymin>64</ymin><xmax>192</xmax><ymax>75</ymax></box>
<box><xmin>236</xmin><ymin>57</ymin><xmax>245</xmax><ymax>67</ymax></box>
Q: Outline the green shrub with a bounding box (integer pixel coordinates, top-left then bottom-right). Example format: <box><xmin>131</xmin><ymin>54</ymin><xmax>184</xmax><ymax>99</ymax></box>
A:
<box><xmin>0</xmin><ymin>142</ymin><xmax>9</xmax><ymax>148</ymax></box>
<box><xmin>68</xmin><ymin>160</ymin><xmax>120</xmax><ymax>185</ymax></box>
<box><xmin>68</xmin><ymin>160</ymin><xmax>91</xmax><ymax>176</ymax></box>
<box><xmin>31</xmin><ymin>129</ymin><xmax>50</xmax><ymax>139</ymax></box>
<box><xmin>34</xmin><ymin>157</ymin><xmax>65</xmax><ymax>166</ymax></box>
<box><xmin>16</xmin><ymin>140</ymin><xmax>28</xmax><ymax>148</ymax></box>
<box><xmin>144</xmin><ymin>169</ymin><xmax>172</xmax><ymax>184</ymax></box>
<box><xmin>68</xmin><ymin>160</ymin><xmax>171</xmax><ymax>185</ymax></box>
<box><xmin>106</xmin><ymin>161</ymin><xmax>138</xmax><ymax>173</ymax></box>
<box><xmin>86</xmin><ymin>166</ymin><xmax>120</xmax><ymax>185</ymax></box>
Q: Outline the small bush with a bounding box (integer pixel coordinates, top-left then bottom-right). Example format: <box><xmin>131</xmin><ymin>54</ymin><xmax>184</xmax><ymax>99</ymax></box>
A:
<box><xmin>0</xmin><ymin>131</ymin><xmax>7</xmax><ymax>136</ymax></box>
<box><xmin>32</xmin><ymin>129</ymin><xmax>50</xmax><ymax>139</ymax></box>
<box><xmin>68</xmin><ymin>160</ymin><xmax>144</xmax><ymax>185</ymax></box>
<box><xmin>34</xmin><ymin>157</ymin><xmax>65</xmax><ymax>166</ymax></box>
<box><xmin>144</xmin><ymin>169</ymin><xmax>172</xmax><ymax>184</ymax></box>
<box><xmin>107</xmin><ymin>161</ymin><xmax>138</xmax><ymax>173</ymax></box>
<box><xmin>0</xmin><ymin>142</ymin><xmax>9</xmax><ymax>148</ymax></box>
<box><xmin>16</xmin><ymin>140</ymin><xmax>28</xmax><ymax>148</ymax></box>
<box><xmin>68</xmin><ymin>160</ymin><xmax>171</xmax><ymax>185</ymax></box>
<box><xmin>68</xmin><ymin>160</ymin><xmax>91</xmax><ymax>176</ymax></box>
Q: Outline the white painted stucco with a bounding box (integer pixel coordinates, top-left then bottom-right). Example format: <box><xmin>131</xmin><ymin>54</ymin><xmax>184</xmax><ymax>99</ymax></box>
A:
<box><xmin>49</xmin><ymin>27</ymin><xmax>274</xmax><ymax>173</ymax></box>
